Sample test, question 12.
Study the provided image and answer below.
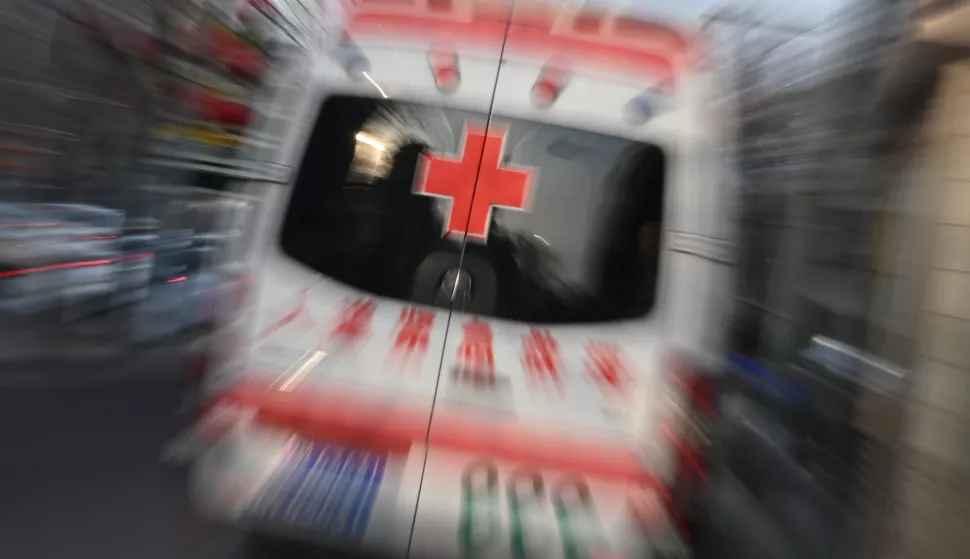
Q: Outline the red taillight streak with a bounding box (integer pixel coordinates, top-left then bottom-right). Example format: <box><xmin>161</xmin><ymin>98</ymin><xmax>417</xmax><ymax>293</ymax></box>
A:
<box><xmin>429</xmin><ymin>414</ymin><xmax>645</xmax><ymax>482</ymax></box>
<box><xmin>611</xmin><ymin>17</ymin><xmax>690</xmax><ymax>52</ymax></box>
<box><xmin>0</xmin><ymin>253</ymin><xmax>154</xmax><ymax>279</ymax></box>
<box><xmin>349</xmin><ymin>3</ymin><xmax>692</xmax><ymax>53</ymax></box>
<box><xmin>168</xmin><ymin>276</ymin><xmax>188</xmax><ymax>283</ymax></box>
<box><xmin>348</xmin><ymin>13</ymin><xmax>676</xmax><ymax>81</ymax></box>
<box><xmin>0</xmin><ymin>259</ymin><xmax>114</xmax><ymax>279</ymax></box>
<box><xmin>212</xmin><ymin>379</ymin><xmax>654</xmax><ymax>484</ymax></box>
<box><xmin>660</xmin><ymin>421</ymin><xmax>707</xmax><ymax>482</ymax></box>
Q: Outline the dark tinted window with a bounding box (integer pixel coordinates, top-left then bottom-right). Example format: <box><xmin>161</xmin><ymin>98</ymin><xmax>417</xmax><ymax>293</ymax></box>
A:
<box><xmin>281</xmin><ymin>95</ymin><xmax>665</xmax><ymax>324</ymax></box>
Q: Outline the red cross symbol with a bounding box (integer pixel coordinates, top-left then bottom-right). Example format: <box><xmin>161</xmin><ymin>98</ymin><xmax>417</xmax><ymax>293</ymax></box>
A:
<box><xmin>415</xmin><ymin>124</ymin><xmax>533</xmax><ymax>242</ymax></box>
<box><xmin>585</xmin><ymin>341</ymin><xmax>633</xmax><ymax>393</ymax></box>
<box><xmin>331</xmin><ymin>298</ymin><xmax>376</xmax><ymax>342</ymax></box>
<box><xmin>522</xmin><ymin>329</ymin><xmax>562</xmax><ymax>389</ymax></box>
<box><xmin>392</xmin><ymin>306</ymin><xmax>436</xmax><ymax>363</ymax></box>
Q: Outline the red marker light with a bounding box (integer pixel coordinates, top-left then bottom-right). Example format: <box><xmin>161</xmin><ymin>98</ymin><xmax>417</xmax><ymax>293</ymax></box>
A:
<box><xmin>428</xmin><ymin>47</ymin><xmax>460</xmax><ymax>94</ymax></box>
<box><xmin>0</xmin><ymin>257</ymin><xmax>126</xmax><ymax>279</ymax></box>
<box><xmin>531</xmin><ymin>64</ymin><xmax>569</xmax><ymax>108</ymax></box>
<box><xmin>0</xmin><ymin>255</ymin><xmax>152</xmax><ymax>279</ymax></box>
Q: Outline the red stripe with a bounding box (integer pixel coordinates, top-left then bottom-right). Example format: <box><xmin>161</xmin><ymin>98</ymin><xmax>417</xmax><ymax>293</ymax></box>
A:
<box><xmin>573</xmin><ymin>13</ymin><xmax>603</xmax><ymax>34</ymax></box>
<box><xmin>347</xmin><ymin>12</ymin><xmax>677</xmax><ymax>81</ymax></box>
<box><xmin>350</xmin><ymin>13</ymin><xmax>505</xmax><ymax>48</ymax></box>
<box><xmin>256</xmin><ymin>289</ymin><xmax>308</xmax><ymax>340</ymax></box>
<box><xmin>214</xmin><ymin>380</ymin><xmax>653</xmax><ymax>483</ymax></box>
<box><xmin>612</xmin><ymin>17</ymin><xmax>689</xmax><ymax>52</ymax></box>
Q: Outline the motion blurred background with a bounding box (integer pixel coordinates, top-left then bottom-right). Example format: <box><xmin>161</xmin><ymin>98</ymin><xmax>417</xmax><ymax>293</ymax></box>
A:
<box><xmin>1</xmin><ymin>0</ymin><xmax>969</xmax><ymax>558</ymax></box>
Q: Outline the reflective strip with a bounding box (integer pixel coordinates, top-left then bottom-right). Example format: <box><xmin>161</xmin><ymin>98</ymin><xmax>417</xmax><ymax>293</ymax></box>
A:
<box><xmin>247</xmin><ymin>441</ymin><xmax>387</xmax><ymax>541</ymax></box>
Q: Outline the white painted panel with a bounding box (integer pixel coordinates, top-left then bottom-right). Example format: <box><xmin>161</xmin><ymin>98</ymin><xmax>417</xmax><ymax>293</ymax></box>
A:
<box><xmin>933</xmin><ymin>225</ymin><xmax>970</xmax><ymax>272</ymax></box>
<box><xmin>924</xmin><ymin>269</ymin><xmax>968</xmax><ymax>317</ymax></box>
<box><xmin>913</xmin><ymin>358</ymin><xmax>970</xmax><ymax>417</ymax></box>
<box><xmin>919</xmin><ymin>313</ymin><xmax>970</xmax><ymax>367</ymax></box>
<box><xmin>939</xmin><ymin>180</ymin><xmax>970</xmax><ymax>227</ymax></box>
<box><xmin>947</xmin><ymin>137</ymin><xmax>970</xmax><ymax>181</ymax></box>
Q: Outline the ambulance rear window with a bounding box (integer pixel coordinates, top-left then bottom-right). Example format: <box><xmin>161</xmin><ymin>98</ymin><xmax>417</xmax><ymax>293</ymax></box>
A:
<box><xmin>281</xmin><ymin>95</ymin><xmax>665</xmax><ymax>324</ymax></box>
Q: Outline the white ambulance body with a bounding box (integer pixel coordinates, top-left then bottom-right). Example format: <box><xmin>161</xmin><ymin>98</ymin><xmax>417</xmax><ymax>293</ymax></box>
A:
<box><xmin>190</xmin><ymin>1</ymin><xmax>730</xmax><ymax>557</ymax></box>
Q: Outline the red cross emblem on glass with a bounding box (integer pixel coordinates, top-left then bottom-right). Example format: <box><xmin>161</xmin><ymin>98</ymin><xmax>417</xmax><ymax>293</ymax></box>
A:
<box><xmin>414</xmin><ymin>124</ymin><xmax>534</xmax><ymax>242</ymax></box>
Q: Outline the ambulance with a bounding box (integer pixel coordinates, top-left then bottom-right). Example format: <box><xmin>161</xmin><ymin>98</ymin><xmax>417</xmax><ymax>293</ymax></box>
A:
<box><xmin>187</xmin><ymin>0</ymin><xmax>733</xmax><ymax>557</ymax></box>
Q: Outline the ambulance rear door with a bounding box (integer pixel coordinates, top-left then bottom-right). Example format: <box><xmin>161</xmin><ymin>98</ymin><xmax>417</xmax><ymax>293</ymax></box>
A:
<box><xmin>406</xmin><ymin>3</ymin><xmax>696</xmax><ymax>558</ymax></box>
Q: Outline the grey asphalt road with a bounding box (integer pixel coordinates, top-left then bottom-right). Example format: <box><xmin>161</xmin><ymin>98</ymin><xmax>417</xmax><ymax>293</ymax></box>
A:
<box><xmin>0</xmin><ymin>374</ymin><xmax>238</xmax><ymax>559</ymax></box>
<box><xmin>0</xmin><ymin>356</ymin><xmax>385</xmax><ymax>559</ymax></box>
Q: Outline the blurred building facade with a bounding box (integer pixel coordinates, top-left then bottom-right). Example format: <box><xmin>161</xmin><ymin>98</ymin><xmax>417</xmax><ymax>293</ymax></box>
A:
<box><xmin>865</xmin><ymin>2</ymin><xmax>970</xmax><ymax>557</ymax></box>
<box><xmin>702</xmin><ymin>1</ymin><xmax>970</xmax><ymax>558</ymax></box>
<box><xmin>712</xmin><ymin>0</ymin><xmax>970</xmax><ymax>556</ymax></box>
<box><xmin>0</xmin><ymin>0</ymin><xmax>284</xmax><ymax>365</ymax></box>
